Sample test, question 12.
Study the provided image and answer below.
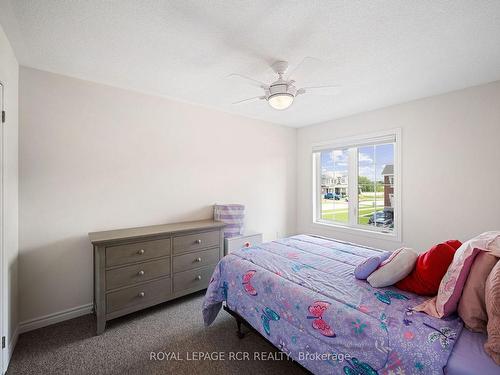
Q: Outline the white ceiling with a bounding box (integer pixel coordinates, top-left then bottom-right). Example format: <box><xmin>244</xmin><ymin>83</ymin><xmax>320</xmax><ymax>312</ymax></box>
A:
<box><xmin>1</xmin><ymin>1</ymin><xmax>500</xmax><ymax>127</ymax></box>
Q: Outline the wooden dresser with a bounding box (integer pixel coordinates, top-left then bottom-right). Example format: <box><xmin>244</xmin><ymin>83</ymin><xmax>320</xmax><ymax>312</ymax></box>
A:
<box><xmin>89</xmin><ymin>219</ymin><xmax>225</xmax><ymax>334</ymax></box>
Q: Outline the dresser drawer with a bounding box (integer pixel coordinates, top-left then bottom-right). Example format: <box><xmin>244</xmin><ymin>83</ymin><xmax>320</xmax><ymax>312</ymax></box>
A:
<box><xmin>106</xmin><ymin>238</ymin><xmax>171</xmax><ymax>267</ymax></box>
<box><xmin>106</xmin><ymin>258</ymin><xmax>171</xmax><ymax>290</ymax></box>
<box><xmin>225</xmin><ymin>233</ymin><xmax>263</xmax><ymax>254</ymax></box>
<box><xmin>106</xmin><ymin>277</ymin><xmax>172</xmax><ymax>313</ymax></box>
<box><xmin>173</xmin><ymin>247</ymin><xmax>219</xmax><ymax>273</ymax></box>
<box><xmin>173</xmin><ymin>265</ymin><xmax>215</xmax><ymax>293</ymax></box>
<box><xmin>172</xmin><ymin>230</ymin><xmax>219</xmax><ymax>254</ymax></box>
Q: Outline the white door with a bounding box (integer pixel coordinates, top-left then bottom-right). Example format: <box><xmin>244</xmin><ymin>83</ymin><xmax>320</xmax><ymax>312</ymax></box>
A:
<box><xmin>0</xmin><ymin>81</ymin><xmax>5</xmax><ymax>373</ymax></box>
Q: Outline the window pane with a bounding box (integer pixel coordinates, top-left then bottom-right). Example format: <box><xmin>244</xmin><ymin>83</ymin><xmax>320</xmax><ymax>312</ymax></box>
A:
<box><xmin>375</xmin><ymin>144</ymin><xmax>394</xmax><ymax>186</ymax></box>
<box><xmin>320</xmin><ymin>149</ymin><xmax>349</xmax><ymax>223</ymax></box>
<box><xmin>358</xmin><ymin>146</ymin><xmax>376</xmax><ymax>226</ymax></box>
<box><xmin>358</xmin><ymin>183</ymin><xmax>376</xmax><ymax>225</ymax></box>
<box><xmin>379</xmin><ymin>181</ymin><xmax>394</xmax><ymax>231</ymax></box>
<box><xmin>358</xmin><ymin>143</ymin><xmax>394</xmax><ymax>231</ymax></box>
<box><xmin>358</xmin><ymin>145</ymin><xmax>375</xmax><ymax>182</ymax></box>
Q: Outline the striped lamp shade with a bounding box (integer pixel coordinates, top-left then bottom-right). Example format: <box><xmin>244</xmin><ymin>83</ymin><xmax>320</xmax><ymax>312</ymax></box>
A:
<box><xmin>213</xmin><ymin>204</ymin><xmax>245</xmax><ymax>238</ymax></box>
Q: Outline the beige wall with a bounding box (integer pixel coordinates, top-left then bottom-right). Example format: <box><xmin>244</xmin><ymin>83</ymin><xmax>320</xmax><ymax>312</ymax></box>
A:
<box><xmin>297</xmin><ymin>81</ymin><xmax>500</xmax><ymax>252</ymax></box>
<box><xmin>18</xmin><ymin>67</ymin><xmax>297</xmax><ymax>323</ymax></box>
<box><xmin>0</xmin><ymin>23</ymin><xmax>19</xmax><ymax>365</ymax></box>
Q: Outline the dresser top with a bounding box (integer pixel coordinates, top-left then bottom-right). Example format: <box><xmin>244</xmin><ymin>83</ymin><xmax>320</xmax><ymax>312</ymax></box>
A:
<box><xmin>89</xmin><ymin>219</ymin><xmax>225</xmax><ymax>245</ymax></box>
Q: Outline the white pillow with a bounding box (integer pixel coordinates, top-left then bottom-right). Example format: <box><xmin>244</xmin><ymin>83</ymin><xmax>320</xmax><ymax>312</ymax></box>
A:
<box><xmin>367</xmin><ymin>247</ymin><xmax>418</xmax><ymax>288</ymax></box>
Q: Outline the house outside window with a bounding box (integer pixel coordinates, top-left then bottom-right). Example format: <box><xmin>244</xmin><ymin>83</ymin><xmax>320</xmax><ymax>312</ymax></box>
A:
<box><xmin>312</xmin><ymin>129</ymin><xmax>401</xmax><ymax>241</ymax></box>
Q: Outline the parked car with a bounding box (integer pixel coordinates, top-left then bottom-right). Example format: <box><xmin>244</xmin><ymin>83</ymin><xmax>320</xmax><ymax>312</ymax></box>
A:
<box><xmin>324</xmin><ymin>193</ymin><xmax>340</xmax><ymax>200</ymax></box>
<box><xmin>368</xmin><ymin>211</ymin><xmax>393</xmax><ymax>227</ymax></box>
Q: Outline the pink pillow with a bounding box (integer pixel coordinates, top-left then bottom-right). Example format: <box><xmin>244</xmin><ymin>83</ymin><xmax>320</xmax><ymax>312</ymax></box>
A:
<box><xmin>415</xmin><ymin>232</ymin><xmax>500</xmax><ymax>318</ymax></box>
<box><xmin>457</xmin><ymin>252</ymin><xmax>498</xmax><ymax>332</ymax></box>
<box><xmin>485</xmin><ymin>260</ymin><xmax>500</xmax><ymax>364</ymax></box>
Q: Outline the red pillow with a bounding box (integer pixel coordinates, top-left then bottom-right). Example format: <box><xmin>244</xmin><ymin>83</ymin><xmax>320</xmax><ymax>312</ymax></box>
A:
<box><xmin>395</xmin><ymin>240</ymin><xmax>462</xmax><ymax>296</ymax></box>
<box><xmin>445</xmin><ymin>239</ymin><xmax>462</xmax><ymax>251</ymax></box>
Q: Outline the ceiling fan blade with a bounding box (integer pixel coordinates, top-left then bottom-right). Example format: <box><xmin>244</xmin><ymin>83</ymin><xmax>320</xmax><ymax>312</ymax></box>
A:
<box><xmin>227</xmin><ymin>73</ymin><xmax>268</xmax><ymax>89</ymax></box>
<box><xmin>287</xmin><ymin>56</ymin><xmax>321</xmax><ymax>79</ymax></box>
<box><xmin>298</xmin><ymin>85</ymin><xmax>341</xmax><ymax>96</ymax></box>
<box><xmin>232</xmin><ymin>96</ymin><xmax>265</xmax><ymax>105</ymax></box>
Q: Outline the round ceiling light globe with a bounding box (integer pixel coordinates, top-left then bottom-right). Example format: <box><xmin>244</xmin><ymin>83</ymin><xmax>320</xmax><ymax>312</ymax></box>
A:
<box><xmin>268</xmin><ymin>93</ymin><xmax>294</xmax><ymax>110</ymax></box>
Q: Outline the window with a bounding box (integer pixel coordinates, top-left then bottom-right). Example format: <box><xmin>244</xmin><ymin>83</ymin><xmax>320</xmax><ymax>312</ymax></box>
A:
<box><xmin>313</xmin><ymin>130</ymin><xmax>400</xmax><ymax>239</ymax></box>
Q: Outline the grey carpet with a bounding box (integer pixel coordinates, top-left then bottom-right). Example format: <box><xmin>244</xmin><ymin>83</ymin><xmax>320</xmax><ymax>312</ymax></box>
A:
<box><xmin>7</xmin><ymin>291</ymin><xmax>308</xmax><ymax>375</ymax></box>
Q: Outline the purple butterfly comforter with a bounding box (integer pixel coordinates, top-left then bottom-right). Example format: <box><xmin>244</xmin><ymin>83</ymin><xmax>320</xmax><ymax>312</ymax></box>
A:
<box><xmin>202</xmin><ymin>235</ymin><xmax>463</xmax><ymax>375</ymax></box>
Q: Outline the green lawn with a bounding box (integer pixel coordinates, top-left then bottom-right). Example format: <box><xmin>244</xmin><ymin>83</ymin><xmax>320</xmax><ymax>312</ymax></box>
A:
<box><xmin>321</xmin><ymin>196</ymin><xmax>384</xmax><ymax>225</ymax></box>
<box><xmin>321</xmin><ymin>207</ymin><xmax>379</xmax><ymax>224</ymax></box>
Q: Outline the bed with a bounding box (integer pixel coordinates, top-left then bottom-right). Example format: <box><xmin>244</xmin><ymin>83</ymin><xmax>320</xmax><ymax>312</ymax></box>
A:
<box><xmin>202</xmin><ymin>235</ymin><xmax>497</xmax><ymax>374</ymax></box>
<box><xmin>445</xmin><ymin>329</ymin><xmax>498</xmax><ymax>375</ymax></box>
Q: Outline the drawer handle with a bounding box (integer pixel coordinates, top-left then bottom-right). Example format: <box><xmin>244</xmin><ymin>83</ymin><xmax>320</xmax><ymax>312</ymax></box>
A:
<box><xmin>195</xmin><ymin>275</ymin><xmax>202</xmax><ymax>281</ymax></box>
<box><xmin>138</xmin><ymin>270</ymin><xmax>145</xmax><ymax>276</ymax></box>
<box><xmin>195</xmin><ymin>257</ymin><xmax>202</xmax><ymax>262</ymax></box>
<box><xmin>137</xmin><ymin>249</ymin><xmax>145</xmax><ymax>255</ymax></box>
<box><xmin>195</xmin><ymin>239</ymin><xmax>202</xmax><ymax>244</ymax></box>
<box><xmin>244</xmin><ymin>242</ymin><xmax>251</xmax><ymax>247</ymax></box>
<box><xmin>138</xmin><ymin>292</ymin><xmax>145</xmax><ymax>298</ymax></box>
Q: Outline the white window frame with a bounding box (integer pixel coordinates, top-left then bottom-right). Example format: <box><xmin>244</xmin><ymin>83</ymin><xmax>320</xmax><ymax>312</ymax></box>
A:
<box><xmin>312</xmin><ymin>129</ymin><xmax>402</xmax><ymax>242</ymax></box>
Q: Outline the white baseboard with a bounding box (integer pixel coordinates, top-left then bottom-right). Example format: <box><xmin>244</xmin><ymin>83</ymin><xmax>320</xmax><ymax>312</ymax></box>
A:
<box><xmin>18</xmin><ymin>303</ymin><xmax>93</xmax><ymax>334</ymax></box>
<box><xmin>2</xmin><ymin>325</ymin><xmax>18</xmax><ymax>374</ymax></box>
<box><xmin>6</xmin><ymin>325</ymin><xmax>18</xmax><ymax>368</ymax></box>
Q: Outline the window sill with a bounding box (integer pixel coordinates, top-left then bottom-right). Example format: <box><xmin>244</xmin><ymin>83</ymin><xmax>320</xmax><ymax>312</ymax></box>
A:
<box><xmin>312</xmin><ymin>220</ymin><xmax>402</xmax><ymax>243</ymax></box>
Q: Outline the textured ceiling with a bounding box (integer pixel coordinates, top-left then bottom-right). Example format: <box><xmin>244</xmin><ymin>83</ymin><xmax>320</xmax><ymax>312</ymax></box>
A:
<box><xmin>1</xmin><ymin>0</ymin><xmax>500</xmax><ymax>127</ymax></box>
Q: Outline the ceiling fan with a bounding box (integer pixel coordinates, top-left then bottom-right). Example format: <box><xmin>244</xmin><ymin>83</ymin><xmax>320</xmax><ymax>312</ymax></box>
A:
<box><xmin>229</xmin><ymin>59</ymin><xmax>341</xmax><ymax>110</ymax></box>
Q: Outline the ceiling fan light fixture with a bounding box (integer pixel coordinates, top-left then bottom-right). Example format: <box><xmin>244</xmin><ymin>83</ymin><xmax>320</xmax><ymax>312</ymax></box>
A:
<box><xmin>230</xmin><ymin>59</ymin><xmax>341</xmax><ymax>110</ymax></box>
<box><xmin>268</xmin><ymin>93</ymin><xmax>294</xmax><ymax>110</ymax></box>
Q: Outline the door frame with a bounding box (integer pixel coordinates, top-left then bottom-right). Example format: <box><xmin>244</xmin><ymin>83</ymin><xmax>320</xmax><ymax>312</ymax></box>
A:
<box><xmin>0</xmin><ymin>80</ymin><xmax>5</xmax><ymax>374</ymax></box>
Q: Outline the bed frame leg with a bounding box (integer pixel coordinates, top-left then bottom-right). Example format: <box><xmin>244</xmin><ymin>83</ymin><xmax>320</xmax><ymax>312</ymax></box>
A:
<box><xmin>223</xmin><ymin>305</ymin><xmax>246</xmax><ymax>339</ymax></box>
<box><xmin>236</xmin><ymin>318</ymin><xmax>245</xmax><ymax>339</ymax></box>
